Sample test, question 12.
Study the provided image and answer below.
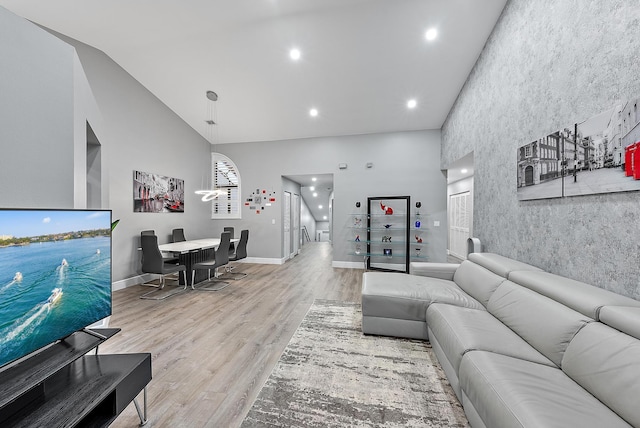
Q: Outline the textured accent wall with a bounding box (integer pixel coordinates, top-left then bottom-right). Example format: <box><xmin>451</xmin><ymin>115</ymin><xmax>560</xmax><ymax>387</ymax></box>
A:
<box><xmin>442</xmin><ymin>0</ymin><xmax>640</xmax><ymax>298</ymax></box>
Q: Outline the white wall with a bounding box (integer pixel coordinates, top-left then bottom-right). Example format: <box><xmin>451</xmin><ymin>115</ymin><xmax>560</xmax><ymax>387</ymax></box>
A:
<box><xmin>0</xmin><ymin>11</ymin><xmax>218</xmax><ymax>284</ymax></box>
<box><xmin>217</xmin><ymin>129</ymin><xmax>448</xmax><ymax>265</ymax></box>
<box><xmin>0</xmin><ymin>8</ymin><xmax>76</xmax><ymax>207</ymax></box>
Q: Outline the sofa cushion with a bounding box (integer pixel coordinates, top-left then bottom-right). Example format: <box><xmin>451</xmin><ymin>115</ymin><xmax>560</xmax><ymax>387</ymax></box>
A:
<box><xmin>459</xmin><ymin>351</ymin><xmax>632</xmax><ymax>428</ymax></box>
<box><xmin>508</xmin><ymin>270</ymin><xmax>640</xmax><ymax>320</ymax></box>
<box><xmin>487</xmin><ymin>281</ymin><xmax>591</xmax><ymax>367</ymax></box>
<box><xmin>410</xmin><ymin>262</ymin><xmax>460</xmax><ymax>280</ymax></box>
<box><xmin>362</xmin><ymin>272</ymin><xmax>483</xmax><ymax>322</ymax></box>
<box><xmin>467</xmin><ymin>252</ymin><xmax>543</xmax><ymax>278</ymax></box>
<box><xmin>426</xmin><ymin>303</ymin><xmax>554</xmax><ymax>374</ymax></box>
<box><xmin>562</xmin><ymin>322</ymin><xmax>640</xmax><ymax>427</ymax></box>
<box><xmin>452</xmin><ymin>260</ymin><xmax>506</xmax><ymax>307</ymax></box>
<box><xmin>599</xmin><ymin>306</ymin><xmax>640</xmax><ymax>339</ymax></box>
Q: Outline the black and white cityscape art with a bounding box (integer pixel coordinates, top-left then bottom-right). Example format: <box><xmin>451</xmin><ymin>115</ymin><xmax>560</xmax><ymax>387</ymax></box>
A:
<box><xmin>133</xmin><ymin>170</ymin><xmax>185</xmax><ymax>213</ymax></box>
<box><xmin>517</xmin><ymin>97</ymin><xmax>640</xmax><ymax>201</ymax></box>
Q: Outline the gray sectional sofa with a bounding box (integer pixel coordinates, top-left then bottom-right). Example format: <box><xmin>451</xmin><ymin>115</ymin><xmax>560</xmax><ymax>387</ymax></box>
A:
<box><xmin>361</xmin><ymin>252</ymin><xmax>640</xmax><ymax>428</ymax></box>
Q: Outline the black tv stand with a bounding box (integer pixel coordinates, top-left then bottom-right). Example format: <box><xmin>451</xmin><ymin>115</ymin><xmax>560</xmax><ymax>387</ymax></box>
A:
<box><xmin>0</xmin><ymin>328</ymin><xmax>152</xmax><ymax>427</ymax></box>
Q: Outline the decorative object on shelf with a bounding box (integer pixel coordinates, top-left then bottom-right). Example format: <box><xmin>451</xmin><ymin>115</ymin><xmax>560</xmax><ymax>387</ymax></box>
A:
<box><xmin>355</xmin><ymin>201</ymin><xmax>361</xmax><ymax>208</ymax></box>
<box><xmin>354</xmin><ymin>217</ymin><xmax>362</xmax><ymax>227</ymax></box>
<box><xmin>355</xmin><ymin>235</ymin><xmax>360</xmax><ymax>242</ymax></box>
<box><xmin>355</xmin><ymin>244</ymin><xmax>361</xmax><ymax>255</ymax></box>
<box><xmin>415</xmin><ymin>219</ymin><xmax>421</xmax><ymax>229</ymax></box>
<box><xmin>380</xmin><ymin>202</ymin><xmax>393</xmax><ymax>215</ymax></box>
<box><xmin>366</xmin><ymin>196</ymin><xmax>410</xmax><ymax>273</ymax></box>
<box><xmin>415</xmin><ymin>235</ymin><xmax>423</xmax><ymax>243</ymax></box>
<box><xmin>416</xmin><ymin>201</ymin><xmax>422</xmax><ymax>216</ymax></box>
<box><xmin>414</xmin><ymin>247</ymin><xmax>422</xmax><ymax>257</ymax></box>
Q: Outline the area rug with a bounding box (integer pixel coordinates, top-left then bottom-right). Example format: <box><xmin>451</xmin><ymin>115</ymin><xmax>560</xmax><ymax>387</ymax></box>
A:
<box><xmin>241</xmin><ymin>300</ymin><xmax>469</xmax><ymax>427</ymax></box>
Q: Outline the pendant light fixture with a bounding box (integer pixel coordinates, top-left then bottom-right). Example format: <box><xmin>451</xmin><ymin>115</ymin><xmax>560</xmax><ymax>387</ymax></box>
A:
<box><xmin>195</xmin><ymin>90</ymin><xmax>226</xmax><ymax>201</ymax></box>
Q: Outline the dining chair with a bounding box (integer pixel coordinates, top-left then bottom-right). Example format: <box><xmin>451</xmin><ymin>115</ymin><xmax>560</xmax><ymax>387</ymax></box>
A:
<box><xmin>223</xmin><ymin>229</ymin><xmax>248</xmax><ymax>280</ymax></box>
<box><xmin>191</xmin><ymin>231</ymin><xmax>231</xmax><ymax>291</ymax></box>
<box><xmin>172</xmin><ymin>228</ymin><xmax>187</xmax><ymax>242</ymax></box>
<box><xmin>141</xmin><ymin>230</ymin><xmax>178</xmax><ymax>264</ymax></box>
<box><xmin>139</xmin><ymin>234</ymin><xmax>187</xmax><ymax>300</ymax></box>
<box><xmin>224</xmin><ymin>226</ymin><xmax>235</xmax><ymax>254</ymax></box>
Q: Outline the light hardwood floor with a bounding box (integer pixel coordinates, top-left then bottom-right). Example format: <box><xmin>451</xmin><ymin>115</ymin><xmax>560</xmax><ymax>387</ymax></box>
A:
<box><xmin>104</xmin><ymin>241</ymin><xmax>362</xmax><ymax>428</ymax></box>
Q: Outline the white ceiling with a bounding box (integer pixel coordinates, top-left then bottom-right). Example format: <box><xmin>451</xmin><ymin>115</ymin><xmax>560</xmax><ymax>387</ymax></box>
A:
<box><xmin>284</xmin><ymin>174</ymin><xmax>333</xmax><ymax>222</ymax></box>
<box><xmin>0</xmin><ymin>0</ymin><xmax>507</xmax><ymax>145</ymax></box>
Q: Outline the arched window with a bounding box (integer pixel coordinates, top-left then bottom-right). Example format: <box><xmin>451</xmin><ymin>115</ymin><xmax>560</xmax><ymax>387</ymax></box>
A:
<box><xmin>211</xmin><ymin>152</ymin><xmax>241</xmax><ymax>219</ymax></box>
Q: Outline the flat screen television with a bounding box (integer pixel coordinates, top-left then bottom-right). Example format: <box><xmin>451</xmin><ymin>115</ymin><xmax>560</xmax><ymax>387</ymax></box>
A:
<box><xmin>0</xmin><ymin>208</ymin><xmax>112</xmax><ymax>370</ymax></box>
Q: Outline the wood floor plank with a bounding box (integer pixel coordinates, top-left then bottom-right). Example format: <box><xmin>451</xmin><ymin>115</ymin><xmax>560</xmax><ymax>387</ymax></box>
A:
<box><xmin>102</xmin><ymin>242</ymin><xmax>362</xmax><ymax>428</ymax></box>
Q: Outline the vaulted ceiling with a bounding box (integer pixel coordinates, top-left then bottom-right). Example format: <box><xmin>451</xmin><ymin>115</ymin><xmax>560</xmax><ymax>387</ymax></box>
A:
<box><xmin>0</xmin><ymin>0</ymin><xmax>507</xmax><ymax>145</ymax></box>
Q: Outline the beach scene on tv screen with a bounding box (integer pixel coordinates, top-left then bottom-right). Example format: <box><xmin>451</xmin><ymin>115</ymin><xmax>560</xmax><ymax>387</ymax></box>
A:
<box><xmin>0</xmin><ymin>210</ymin><xmax>111</xmax><ymax>368</ymax></box>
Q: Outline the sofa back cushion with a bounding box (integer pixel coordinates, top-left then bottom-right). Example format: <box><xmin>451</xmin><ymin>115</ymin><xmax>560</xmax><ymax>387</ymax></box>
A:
<box><xmin>487</xmin><ymin>281</ymin><xmax>591</xmax><ymax>367</ymax></box>
<box><xmin>562</xmin><ymin>321</ymin><xmax>640</xmax><ymax>427</ymax></box>
<box><xmin>453</xmin><ymin>260</ymin><xmax>505</xmax><ymax>307</ymax></box>
<box><xmin>509</xmin><ymin>270</ymin><xmax>640</xmax><ymax>320</ymax></box>
<box><xmin>599</xmin><ymin>306</ymin><xmax>640</xmax><ymax>339</ymax></box>
<box><xmin>467</xmin><ymin>252</ymin><xmax>543</xmax><ymax>278</ymax></box>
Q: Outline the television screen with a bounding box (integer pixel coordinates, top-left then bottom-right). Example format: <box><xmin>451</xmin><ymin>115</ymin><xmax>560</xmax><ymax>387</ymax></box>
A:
<box><xmin>0</xmin><ymin>209</ymin><xmax>112</xmax><ymax>369</ymax></box>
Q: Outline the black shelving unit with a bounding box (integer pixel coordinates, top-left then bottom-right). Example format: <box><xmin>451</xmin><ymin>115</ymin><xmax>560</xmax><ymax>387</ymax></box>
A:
<box><xmin>0</xmin><ymin>328</ymin><xmax>152</xmax><ymax>427</ymax></box>
<box><xmin>366</xmin><ymin>196</ymin><xmax>410</xmax><ymax>273</ymax></box>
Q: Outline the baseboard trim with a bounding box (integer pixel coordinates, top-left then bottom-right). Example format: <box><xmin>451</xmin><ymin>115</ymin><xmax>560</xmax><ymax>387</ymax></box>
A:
<box><xmin>332</xmin><ymin>261</ymin><xmax>365</xmax><ymax>269</ymax></box>
<box><xmin>244</xmin><ymin>257</ymin><xmax>286</xmax><ymax>265</ymax></box>
<box><xmin>112</xmin><ymin>274</ymin><xmax>154</xmax><ymax>291</ymax></box>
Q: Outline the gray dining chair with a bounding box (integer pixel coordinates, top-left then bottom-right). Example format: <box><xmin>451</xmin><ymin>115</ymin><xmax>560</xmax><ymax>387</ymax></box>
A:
<box><xmin>191</xmin><ymin>232</ymin><xmax>231</xmax><ymax>291</ymax></box>
<box><xmin>141</xmin><ymin>230</ymin><xmax>178</xmax><ymax>264</ymax></box>
<box><xmin>223</xmin><ymin>229</ymin><xmax>248</xmax><ymax>280</ymax></box>
<box><xmin>172</xmin><ymin>228</ymin><xmax>186</xmax><ymax>242</ymax></box>
<box><xmin>139</xmin><ymin>234</ymin><xmax>187</xmax><ymax>300</ymax></box>
<box><xmin>224</xmin><ymin>226</ymin><xmax>235</xmax><ymax>254</ymax></box>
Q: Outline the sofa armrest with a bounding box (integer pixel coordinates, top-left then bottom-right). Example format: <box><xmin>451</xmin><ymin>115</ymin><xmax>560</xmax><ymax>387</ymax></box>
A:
<box><xmin>410</xmin><ymin>262</ymin><xmax>460</xmax><ymax>280</ymax></box>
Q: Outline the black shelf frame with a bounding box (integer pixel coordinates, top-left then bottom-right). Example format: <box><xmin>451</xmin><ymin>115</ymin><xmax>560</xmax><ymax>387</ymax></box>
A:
<box><xmin>366</xmin><ymin>195</ymin><xmax>410</xmax><ymax>273</ymax></box>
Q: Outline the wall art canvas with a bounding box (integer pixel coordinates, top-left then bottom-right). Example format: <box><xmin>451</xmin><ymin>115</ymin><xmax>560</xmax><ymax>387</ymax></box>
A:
<box><xmin>518</xmin><ymin>97</ymin><xmax>640</xmax><ymax>200</ymax></box>
<box><xmin>133</xmin><ymin>170</ymin><xmax>184</xmax><ymax>213</ymax></box>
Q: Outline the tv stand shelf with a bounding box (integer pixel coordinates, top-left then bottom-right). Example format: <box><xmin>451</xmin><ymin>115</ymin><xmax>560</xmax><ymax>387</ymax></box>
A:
<box><xmin>0</xmin><ymin>329</ymin><xmax>152</xmax><ymax>427</ymax></box>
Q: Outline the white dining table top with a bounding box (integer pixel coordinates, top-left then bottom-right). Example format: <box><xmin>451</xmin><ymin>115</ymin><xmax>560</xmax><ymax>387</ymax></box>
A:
<box><xmin>158</xmin><ymin>238</ymin><xmax>239</xmax><ymax>254</ymax></box>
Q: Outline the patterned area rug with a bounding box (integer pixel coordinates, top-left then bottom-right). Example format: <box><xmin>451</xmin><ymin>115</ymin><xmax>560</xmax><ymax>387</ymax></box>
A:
<box><xmin>241</xmin><ymin>300</ymin><xmax>469</xmax><ymax>427</ymax></box>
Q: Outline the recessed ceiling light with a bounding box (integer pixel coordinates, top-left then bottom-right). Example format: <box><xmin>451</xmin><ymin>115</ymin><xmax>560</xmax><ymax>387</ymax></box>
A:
<box><xmin>312</xmin><ymin>177</ymin><xmax>317</xmax><ymax>182</ymax></box>
<box><xmin>425</xmin><ymin>28</ymin><xmax>438</xmax><ymax>41</ymax></box>
<box><xmin>461</xmin><ymin>168</ymin><xmax>468</xmax><ymax>174</ymax></box>
<box><xmin>290</xmin><ymin>48</ymin><xmax>301</xmax><ymax>61</ymax></box>
<box><xmin>313</xmin><ymin>192</ymin><xmax>318</xmax><ymax>197</ymax></box>
<box><xmin>309</xmin><ymin>186</ymin><xmax>315</xmax><ymax>191</ymax></box>
<box><xmin>309</xmin><ymin>108</ymin><xmax>319</xmax><ymax>117</ymax></box>
<box><xmin>323</xmin><ymin>216</ymin><xmax>327</xmax><ymax>220</ymax></box>
<box><xmin>407</xmin><ymin>99</ymin><xmax>417</xmax><ymax>109</ymax></box>
<box><xmin>318</xmin><ymin>205</ymin><xmax>323</xmax><ymax>209</ymax></box>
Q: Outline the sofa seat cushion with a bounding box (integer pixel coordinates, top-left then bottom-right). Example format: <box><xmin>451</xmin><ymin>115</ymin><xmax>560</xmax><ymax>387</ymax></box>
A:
<box><xmin>362</xmin><ymin>272</ymin><xmax>483</xmax><ymax>322</ymax></box>
<box><xmin>459</xmin><ymin>351</ymin><xmax>632</xmax><ymax>428</ymax></box>
<box><xmin>562</xmin><ymin>321</ymin><xmax>640</xmax><ymax>427</ymax></box>
<box><xmin>426</xmin><ymin>303</ymin><xmax>554</xmax><ymax>374</ymax></box>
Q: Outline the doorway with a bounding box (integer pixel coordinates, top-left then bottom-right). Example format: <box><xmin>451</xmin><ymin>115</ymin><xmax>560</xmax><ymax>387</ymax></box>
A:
<box><xmin>282</xmin><ymin>173</ymin><xmax>334</xmax><ymax>255</ymax></box>
<box><xmin>446</xmin><ymin>152</ymin><xmax>474</xmax><ymax>261</ymax></box>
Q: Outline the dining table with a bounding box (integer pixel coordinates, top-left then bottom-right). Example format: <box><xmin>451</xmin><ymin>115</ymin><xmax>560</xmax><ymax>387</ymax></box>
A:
<box><xmin>158</xmin><ymin>238</ymin><xmax>239</xmax><ymax>286</ymax></box>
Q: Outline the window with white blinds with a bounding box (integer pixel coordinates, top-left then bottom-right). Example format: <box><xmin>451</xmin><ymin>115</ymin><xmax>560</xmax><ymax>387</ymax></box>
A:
<box><xmin>449</xmin><ymin>191</ymin><xmax>471</xmax><ymax>259</ymax></box>
<box><xmin>211</xmin><ymin>153</ymin><xmax>241</xmax><ymax>219</ymax></box>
